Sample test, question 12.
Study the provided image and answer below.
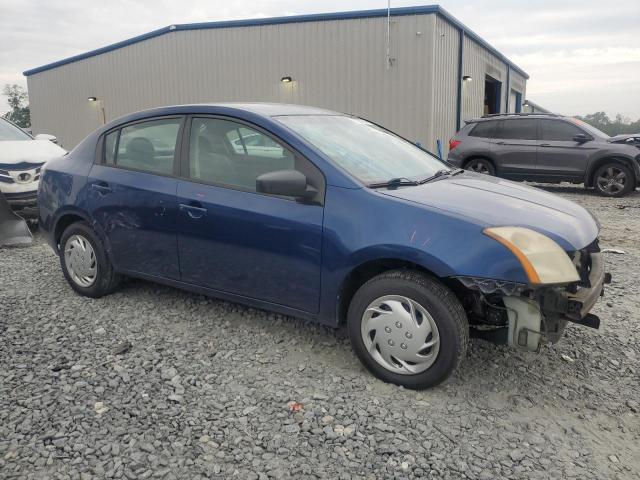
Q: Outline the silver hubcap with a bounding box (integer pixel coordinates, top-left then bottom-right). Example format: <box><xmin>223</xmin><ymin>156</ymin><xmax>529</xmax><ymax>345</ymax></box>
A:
<box><xmin>467</xmin><ymin>161</ymin><xmax>491</xmax><ymax>174</ymax></box>
<box><xmin>597</xmin><ymin>167</ymin><xmax>626</xmax><ymax>194</ymax></box>
<box><xmin>361</xmin><ymin>295</ymin><xmax>440</xmax><ymax>375</ymax></box>
<box><xmin>64</xmin><ymin>234</ymin><xmax>97</xmax><ymax>287</ymax></box>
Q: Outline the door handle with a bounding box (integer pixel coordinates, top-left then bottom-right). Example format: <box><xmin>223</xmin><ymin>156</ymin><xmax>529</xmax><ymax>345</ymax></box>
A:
<box><xmin>496</xmin><ymin>141</ymin><xmax>506</xmax><ymax>145</ymax></box>
<box><xmin>91</xmin><ymin>183</ymin><xmax>112</xmax><ymax>194</ymax></box>
<box><xmin>179</xmin><ymin>203</ymin><xmax>208</xmax><ymax>219</ymax></box>
<box><xmin>540</xmin><ymin>143</ymin><xmax>551</xmax><ymax>147</ymax></box>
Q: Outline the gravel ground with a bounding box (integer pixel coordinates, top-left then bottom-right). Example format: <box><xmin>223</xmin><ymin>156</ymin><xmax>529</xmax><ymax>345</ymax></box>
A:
<box><xmin>1</xmin><ymin>184</ymin><xmax>639</xmax><ymax>480</ymax></box>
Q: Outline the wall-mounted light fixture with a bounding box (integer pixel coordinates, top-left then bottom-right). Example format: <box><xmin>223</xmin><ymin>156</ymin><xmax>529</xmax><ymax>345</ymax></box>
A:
<box><xmin>87</xmin><ymin>96</ymin><xmax>106</xmax><ymax>124</ymax></box>
<box><xmin>462</xmin><ymin>76</ymin><xmax>473</xmax><ymax>82</ymax></box>
<box><xmin>280</xmin><ymin>76</ymin><xmax>293</xmax><ymax>83</ymax></box>
<box><xmin>523</xmin><ymin>100</ymin><xmax>530</xmax><ymax>107</ymax></box>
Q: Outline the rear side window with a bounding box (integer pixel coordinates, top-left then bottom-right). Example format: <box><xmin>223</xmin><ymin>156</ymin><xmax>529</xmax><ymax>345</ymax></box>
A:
<box><xmin>106</xmin><ymin>118</ymin><xmax>182</xmax><ymax>176</ymax></box>
<box><xmin>495</xmin><ymin>119</ymin><xmax>538</xmax><ymax>140</ymax></box>
<box><xmin>541</xmin><ymin>120</ymin><xmax>583</xmax><ymax>141</ymax></box>
<box><xmin>468</xmin><ymin>121</ymin><xmax>497</xmax><ymax>138</ymax></box>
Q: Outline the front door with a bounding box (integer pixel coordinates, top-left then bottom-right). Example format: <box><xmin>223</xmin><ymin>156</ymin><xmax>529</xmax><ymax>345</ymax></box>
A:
<box><xmin>176</xmin><ymin>116</ymin><xmax>324</xmax><ymax>313</ymax></box>
<box><xmin>86</xmin><ymin>116</ymin><xmax>183</xmax><ymax>278</ymax></box>
<box><xmin>536</xmin><ymin>119</ymin><xmax>595</xmax><ymax>181</ymax></box>
<box><xmin>491</xmin><ymin>118</ymin><xmax>539</xmax><ymax>179</ymax></box>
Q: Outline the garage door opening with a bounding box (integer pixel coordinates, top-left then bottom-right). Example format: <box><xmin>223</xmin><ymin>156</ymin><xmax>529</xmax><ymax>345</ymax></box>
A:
<box><xmin>484</xmin><ymin>75</ymin><xmax>502</xmax><ymax>114</ymax></box>
<box><xmin>509</xmin><ymin>89</ymin><xmax>523</xmax><ymax>113</ymax></box>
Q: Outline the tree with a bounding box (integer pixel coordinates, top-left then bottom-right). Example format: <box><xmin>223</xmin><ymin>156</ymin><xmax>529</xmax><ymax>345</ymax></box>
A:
<box><xmin>575</xmin><ymin>111</ymin><xmax>639</xmax><ymax>136</ymax></box>
<box><xmin>2</xmin><ymin>84</ymin><xmax>31</xmax><ymax>128</ymax></box>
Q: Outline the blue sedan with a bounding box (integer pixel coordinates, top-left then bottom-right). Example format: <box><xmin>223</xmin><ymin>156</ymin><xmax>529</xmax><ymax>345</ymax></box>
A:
<box><xmin>38</xmin><ymin>103</ymin><xmax>607</xmax><ymax>389</ymax></box>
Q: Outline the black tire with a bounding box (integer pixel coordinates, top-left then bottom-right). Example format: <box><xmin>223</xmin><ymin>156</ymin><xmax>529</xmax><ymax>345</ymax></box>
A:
<box><xmin>464</xmin><ymin>158</ymin><xmax>496</xmax><ymax>176</ymax></box>
<box><xmin>347</xmin><ymin>270</ymin><xmax>469</xmax><ymax>390</ymax></box>
<box><xmin>59</xmin><ymin>221</ymin><xmax>120</xmax><ymax>298</ymax></box>
<box><xmin>593</xmin><ymin>162</ymin><xmax>634</xmax><ymax>197</ymax></box>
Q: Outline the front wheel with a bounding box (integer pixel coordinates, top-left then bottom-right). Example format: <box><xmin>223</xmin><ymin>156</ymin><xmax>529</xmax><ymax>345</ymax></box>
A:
<box><xmin>593</xmin><ymin>163</ymin><xmax>634</xmax><ymax>197</ymax></box>
<box><xmin>59</xmin><ymin>221</ymin><xmax>121</xmax><ymax>298</ymax></box>
<box><xmin>464</xmin><ymin>158</ymin><xmax>496</xmax><ymax>175</ymax></box>
<box><xmin>347</xmin><ymin>270</ymin><xmax>469</xmax><ymax>389</ymax></box>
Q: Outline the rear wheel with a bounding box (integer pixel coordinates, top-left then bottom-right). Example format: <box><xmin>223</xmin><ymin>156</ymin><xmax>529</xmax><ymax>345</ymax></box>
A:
<box><xmin>464</xmin><ymin>158</ymin><xmax>496</xmax><ymax>175</ymax></box>
<box><xmin>347</xmin><ymin>270</ymin><xmax>468</xmax><ymax>390</ymax></box>
<box><xmin>593</xmin><ymin>162</ymin><xmax>634</xmax><ymax>197</ymax></box>
<box><xmin>59</xmin><ymin>222</ymin><xmax>120</xmax><ymax>298</ymax></box>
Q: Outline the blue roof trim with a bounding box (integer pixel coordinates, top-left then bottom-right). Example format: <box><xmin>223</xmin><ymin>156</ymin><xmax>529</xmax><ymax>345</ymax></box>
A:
<box><xmin>23</xmin><ymin>5</ymin><xmax>528</xmax><ymax>79</ymax></box>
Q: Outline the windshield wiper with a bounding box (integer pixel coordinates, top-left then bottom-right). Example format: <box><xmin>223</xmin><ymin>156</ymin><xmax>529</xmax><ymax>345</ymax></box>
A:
<box><xmin>368</xmin><ymin>177</ymin><xmax>420</xmax><ymax>188</ymax></box>
<box><xmin>417</xmin><ymin>168</ymin><xmax>465</xmax><ymax>184</ymax></box>
<box><xmin>417</xmin><ymin>169</ymin><xmax>451</xmax><ymax>184</ymax></box>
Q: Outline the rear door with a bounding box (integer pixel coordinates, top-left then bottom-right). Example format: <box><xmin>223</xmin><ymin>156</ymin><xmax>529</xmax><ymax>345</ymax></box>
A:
<box><xmin>175</xmin><ymin>116</ymin><xmax>325</xmax><ymax>313</ymax></box>
<box><xmin>490</xmin><ymin>118</ymin><xmax>539</xmax><ymax>179</ymax></box>
<box><xmin>87</xmin><ymin>116</ymin><xmax>183</xmax><ymax>278</ymax></box>
<box><xmin>536</xmin><ymin>119</ymin><xmax>596</xmax><ymax>181</ymax></box>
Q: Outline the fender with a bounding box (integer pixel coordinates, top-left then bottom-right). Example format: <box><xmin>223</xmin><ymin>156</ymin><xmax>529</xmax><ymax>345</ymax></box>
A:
<box><xmin>585</xmin><ymin>154</ymin><xmax>640</xmax><ymax>187</ymax></box>
<box><xmin>49</xmin><ymin>206</ymin><xmax>113</xmax><ymax>259</ymax></box>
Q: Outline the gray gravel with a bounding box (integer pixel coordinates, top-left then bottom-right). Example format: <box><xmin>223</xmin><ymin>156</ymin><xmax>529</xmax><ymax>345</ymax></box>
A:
<box><xmin>1</xmin><ymin>184</ymin><xmax>639</xmax><ymax>480</ymax></box>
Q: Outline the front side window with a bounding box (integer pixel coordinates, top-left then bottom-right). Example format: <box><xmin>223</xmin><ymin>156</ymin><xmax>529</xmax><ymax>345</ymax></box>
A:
<box><xmin>541</xmin><ymin>120</ymin><xmax>583</xmax><ymax>142</ymax></box>
<box><xmin>275</xmin><ymin>115</ymin><xmax>448</xmax><ymax>184</ymax></box>
<box><xmin>571</xmin><ymin>118</ymin><xmax>609</xmax><ymax>139</ymax></box>
<box><xmin>111</xmin><ymin>118</ymin><xmax>182</xmax><ymax>175</ymax></box>
<box><xmin>495</xmin><ymin>119</ymin><xmax>538</xmax><ymax>140</ymax></box>
<box><xmin>189</xmin><ymin>118</ymin><xmax>294</xmax><ymax>191</ymax></box>
<box><xmin>0</xmin><ymin>118</ymin><xmax>31</xmax><ymax>141</ymax></box>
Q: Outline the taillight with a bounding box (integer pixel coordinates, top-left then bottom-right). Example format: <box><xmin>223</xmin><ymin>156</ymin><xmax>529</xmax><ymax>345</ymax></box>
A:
<box><xmin>449</xmin><ymin>139</ymin><xmax>461</xmax><ymax>151</ymax></box>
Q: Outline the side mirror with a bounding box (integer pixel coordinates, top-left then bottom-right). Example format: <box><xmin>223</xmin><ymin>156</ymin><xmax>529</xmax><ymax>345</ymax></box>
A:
<box><xmin>35</xmin><ymin>133</ymin><xmax>58</xmax><ymax>144</ymax></box>
<box><xmin>573</xmin><ymin>133</ymin><xmax>591</xmax><ymax>143</ymax></box>
<box><xmin>256</xmin><ymin>170</ymin><xmax>316</xmax><ymax>199</ymax></box>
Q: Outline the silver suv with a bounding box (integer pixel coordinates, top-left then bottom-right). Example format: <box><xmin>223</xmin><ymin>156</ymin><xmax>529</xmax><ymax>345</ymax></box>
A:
<box><xmin>447</xmin><ymin>113</ymin><xmax>640</xmax><ymax>197</ymax></box>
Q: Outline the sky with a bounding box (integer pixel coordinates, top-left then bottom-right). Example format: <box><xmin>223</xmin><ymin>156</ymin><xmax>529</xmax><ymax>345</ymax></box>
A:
<box><xmin>1</xmin><ymin>0</ymin><xmax>639</xmax><ymax>118</ymax></box>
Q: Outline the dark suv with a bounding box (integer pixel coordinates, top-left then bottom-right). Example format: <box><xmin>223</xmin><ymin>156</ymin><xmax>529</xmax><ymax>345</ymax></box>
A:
<box><xmin>447</xmin><ymin>113</ymin><xmax>640</xmax><ymax>197</ymax></box>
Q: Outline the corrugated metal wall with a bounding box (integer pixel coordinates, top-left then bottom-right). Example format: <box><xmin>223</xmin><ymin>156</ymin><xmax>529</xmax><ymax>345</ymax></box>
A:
<box><xmin>460</xmin><ymin>35</ymin><xmax>509</xmax><ymax>122</ymax></box>
<box><xmin>28</xmin><ymin>15</ymin><xmax>438</xmax><ymax>150</ymax></box>
<box><xmin>26</xmin><ymin>12</ymin><xmax>526</xmax><ymax>153</ymax></box>
<box><xmin>430</xmin><ymin>15</ymin><xmax>459</xmax><ymax>154</ymax></box>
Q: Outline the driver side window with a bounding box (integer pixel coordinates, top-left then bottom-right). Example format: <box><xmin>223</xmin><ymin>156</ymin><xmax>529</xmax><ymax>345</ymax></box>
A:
<box><xmin>188</xmin><ymin>118</ymin><xmax>295</xmax><ymax>191</ymax></box>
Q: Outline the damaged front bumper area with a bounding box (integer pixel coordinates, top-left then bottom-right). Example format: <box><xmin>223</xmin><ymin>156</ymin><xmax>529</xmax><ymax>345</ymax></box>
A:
<box><xmin>456</xmin><ymin>245</ymin><xmax>610</xmax><ymax>352</ymax></box>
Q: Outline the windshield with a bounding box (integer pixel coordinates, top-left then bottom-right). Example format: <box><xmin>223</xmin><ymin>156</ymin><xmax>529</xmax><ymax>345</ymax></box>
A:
<box><xmin>0</xmin><ymin>118</ymin><xmax>31</xmax><ymax>141</ymax></box>
<box><xmin>276</xmin><ymin>115</ymin><xmax>448</xmax><ymax>184</ymax></box>
<box><xmin>571</xmin><ymin>118</ymin><xmax>610</xmax><ymax>139</ymax></box>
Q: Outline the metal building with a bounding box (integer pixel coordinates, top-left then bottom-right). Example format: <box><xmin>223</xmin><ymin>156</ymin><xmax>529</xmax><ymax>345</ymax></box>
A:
<box><xmin>24</xmin><ymin>5</ymin><xmax>528</xmax><ymax>152</ymax></box>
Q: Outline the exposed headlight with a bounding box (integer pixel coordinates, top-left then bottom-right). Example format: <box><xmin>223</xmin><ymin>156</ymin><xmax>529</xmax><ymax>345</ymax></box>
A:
<box><xmin>484</xmin><ymin>226</ymin><xmax>580</xmax><ymax>285</ymax></box>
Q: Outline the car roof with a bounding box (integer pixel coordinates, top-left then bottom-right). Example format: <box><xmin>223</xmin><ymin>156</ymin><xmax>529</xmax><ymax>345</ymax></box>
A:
<box><xmin>135</xmin><ymin>102</ymin><xmax>340</xmax><ymax>118</ymax></box>
<box><xmin>103</xmin><ymin>103</ymin><xmax>345</xmax><ymax>131</ymax></box>
<box><xmin>467</xmin><ymin>113</ymin><xmax>566</xmax><ymax>123</ymax></box>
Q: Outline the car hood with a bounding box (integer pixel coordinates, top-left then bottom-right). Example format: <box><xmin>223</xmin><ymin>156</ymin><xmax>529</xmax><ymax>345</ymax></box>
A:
<box><xmin>379</xmin><ymin>173</ymin><xmax>599</xmax><ymax>251</ymax></box>
<box><xmin>608</xmin><ymin>133</ymin><xmax>640</xmax><ymax>145</ymax></box>
<box><xmin>0</xmin><ymin>140</ymin><xmax>66</xmax><ymax>168</ymax></box>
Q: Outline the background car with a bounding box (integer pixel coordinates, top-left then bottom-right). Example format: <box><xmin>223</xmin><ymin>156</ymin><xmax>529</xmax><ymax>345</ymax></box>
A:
<box><xmin>447</xmin><ymin>113</ymin><xmax>640</xmax><ymax>197</ymax></box>
<box><xmin>39</xmin><ymin>103</ymin><xmax>606</xmax><ymax>390</ymax></box>
<box><xmin>0</xmin><ymin>117</ymin><xmax>66</xmax><ymax>215</ymax></box>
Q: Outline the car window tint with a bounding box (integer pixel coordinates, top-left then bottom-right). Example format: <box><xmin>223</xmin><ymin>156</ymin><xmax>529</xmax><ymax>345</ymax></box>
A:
<box><xmin>468</xmin><ymin>121</ymin><xmax>497</xmax><ymax>138</ymax></box>
<box><xmin>541</xmin><ymin>120</ymin><xmax>583</xmax><ymax>141</ymax></box>
<box><xmin>190</xmin><ymin>118</ymin><xmax>295</xmax><ymax>191</ymax></box>
<box><xmin>104</xmin><ymin>130</ymin><xmax>118</xmax><ymax>165</ymax></box>
<box><xmin>496</xmin><ymin>119</ymin><xmax>538</xmax><ymax>140</ymax></box>
<box><xmin>115</xmin><ymin>118</ymin><xmax>181</xmax><ymax>175</ymax></box>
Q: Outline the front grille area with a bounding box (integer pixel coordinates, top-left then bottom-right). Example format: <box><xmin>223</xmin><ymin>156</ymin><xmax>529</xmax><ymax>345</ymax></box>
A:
<box><xmin>0</xmin><ymin>161</ymin><xmax>44</xmax><ymax>171</ymax></box>
<box><xmin>3</xmin><ymin>190</ymin><xmax>38</xmax><ymax>200</ymax></box>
